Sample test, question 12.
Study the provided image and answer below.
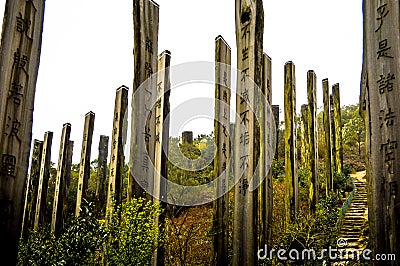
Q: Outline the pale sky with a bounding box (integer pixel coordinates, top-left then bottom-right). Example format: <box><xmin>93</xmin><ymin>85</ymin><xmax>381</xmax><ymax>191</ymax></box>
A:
<box><xmin>0</xmin><ymin>0</ymin><xmax>363</xmax><ymax>163</ymax></box>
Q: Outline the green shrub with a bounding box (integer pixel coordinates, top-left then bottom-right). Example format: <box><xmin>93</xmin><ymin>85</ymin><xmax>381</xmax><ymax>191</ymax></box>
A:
<box><xmin>18</xmin><ymin>198</ymin><xmax>165</xmax><ymax>266</ymax></box>
<box><xmin>273</xmin><ymin>194</ymin><xmax>340</xmax><ymax>264</ymax></box>
<box><xmin>343</xmin><ymin>163</ymin><xmax>354</xmax><ymax>176</ymax></box>
<box><xmin>105</xmin><ymin>198</ymin><xmax>165</xmax><ymax>266</ymax></box>
<box><xmin>18</xmin><ymin>200</ymin><xmax>106</xmax><ymax>265</ymax></box>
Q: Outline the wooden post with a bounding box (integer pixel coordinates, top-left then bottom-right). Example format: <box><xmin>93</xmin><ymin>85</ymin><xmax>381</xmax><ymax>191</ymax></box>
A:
<box><xmin>21</xmin><ymin>139</ymin><xmax>43</xmax><ymax>237</ymax></box>
<box><xmin>330</xmin><ymin>95</ymin><xmax>337</xmax><ymax>174</ymax></box>
<box><xmin>65</xmin><ymin>140</ymin><xmax>74</xmax><ymax>211</ymax></box>
<box><xmin>212</xmin><ymin>36</ymin><xmax>231</xmax><ymax>266</ymax></box>
<box><xmin>272</xmin><ymin>105</ymin><xmax>280</xmax><ymax>159</ymax></box>
<box><xmin>75</xmin><ymin>111</ymin><xmax>95</xmax><ymax>216</ymax></box>
<box><xmin>106</xmin><ymin>86</ymin><xmax>129</xmax><ymax>225</ymax></box>
<box><xmin>130</xmin><ymin>0</ymin><xmax>159</xmax><ymax>200</ymax></box>
<box><xmin>258</xmin><ymin>53</ymin><xmax>273</xmax><ymax>248</ymax></box>
<box><xmin>332</xmin><ymin>83</ymin><xmax>343</xmax><ymax>174</ymax></box>
<box><xmin>300</xmin><ymin>104</ymin><xmax>309</xmax><ymax>166</ymax></box>
<box><xmin>307</xmin><ymin>70</ymin><xmax>318</xmax><ymax>213</ymax></box>
<box><xmin>233</xmin><ymin>0</ymin><xmax>264</xmax><ymax>265</ymax></box>
<box><xmin>363</xmin><ymin>0</ymin><xmax>400</xmax><ymax>257</ymax></box>
<box><xmin>0</xmin><ymin>0</ymin><xmax>45</xmax><ymax>262</ymax></box>
<box><xmin>34</xmin><ymin>131</ymin><xmax>53</xmax><ymax>230</ymax></box>
<box><xmin>182</xmin><ymin>131</ymin><xmax>193</xmax><ymax>145</ymax></box>
<box><xmin>152</xmin><ymin>50</ymin><xmax>171</xmax><ymax>266</ymax></box>
<box><xmin>51</xmin><ymin>123</ymin><xmax>71</xmax><ymax>234</ymax></box>
<box><xmin>96</xmin><ymin>135</ymin><xmax>109</xmax><ymax>216</ymax></box>
<box><xmin>322</xmin><ymin>78</ymin><xmax>333</xmax><ymax>194</ymax></box>
<box><xmin>284</xmin><ymin>61</ymin><xmax>298</xmax><ymax>227</ymax></box>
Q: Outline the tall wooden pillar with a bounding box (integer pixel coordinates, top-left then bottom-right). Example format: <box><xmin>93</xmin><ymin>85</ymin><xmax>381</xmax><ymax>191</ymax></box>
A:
<box><xmin>259</xmin><ymin>53</ymin><xmax>273</xmax><ymax>248</ymax></box>
<box><xmin>96</xmin><ymin>135</ymin><xmax>109</xmax><ymax>216</ymax></box>
<box><xmin>51</xmin><ymin>123</ymin><xmax>72</xmax><ymax>234</ymax></box>
<box><xmin>322</xmin><ymin>78</ymin><xmax>333</xmax><ymax>194</ymax></box>
<box><xmin>106</xmin><ymin>86</ymin><xmax>129</xmax><ymax>225</ymax></box>
<box><xmin>332</xmin><ymin>83</ymin><xmax>343</xmax><ymax>174</ymax></box>
<box><xmin>34</xmin><ymin>131</ymin><xmax>53</xmax><ymax>230</ymax></box>
<box><xmin>182</xmin><ymin>131</ymin><xmax>193</xmax><ymax>145</ymax></box>
<box><xmin>130</xmin><ymin>0</ymin><xmax>159</xmax><ymax>200</ymax></box>
<box><xmin>300</xmin><ymin>104</ymin><xmax>309</xmax><ymax>166</ymax></box>
<box><xmin>0</xmin><ymin>0</ymin><xmax>45</xmax><ymax>262</ymax></box>
<box><xmin>272</xmin><ymin>105</ymin><xmax>280</xmax><ymax>159</ymax></box>
<box><xmin>212</xmin><ymin>36</ymin><xmax>231</xmax><ymax>266</ymax></box>
<box><xmin>330</xmin><ymin>95</ymin><xmax>337</xmax><ymax>174</ymax></box>
<box><xmin>363</xmin><ymin>0</ymin><xmax>400</xmax><ymax>257</ymax></box>
<box><xmin>75</xmin><ymin>111</ymin><xmax>95</xmax><ymax>216</ymax></box>
<box><xmin>152</xmin><ymin>50</ymin><xmax>171</xmax><ymax>266</ymax></box>
<box><xmin>233</xmin><ymin>0</ymin><xmax>264</xmax><ymax>265</ymax></box>
<box><xmin>307</xmin><ymin>70</ymin><xmax>318</xmax><ymax>213</ymax></box>
<box><xmin>21</xmin><ymin>139</ymin><xmax>43</xmax><ymax>237</ymax></box>
<box><xmin>284</xmin><ymin>61</ymin><xmax>298</xmax><ymax>227</ymax></box>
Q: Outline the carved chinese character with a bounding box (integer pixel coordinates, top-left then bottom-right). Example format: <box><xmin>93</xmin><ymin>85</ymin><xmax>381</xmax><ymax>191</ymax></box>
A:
<box><xmin>222</xmin><ymin>143</ymin><xmax>227</xmax><ymax>159</ymax></box>
<box><xmin>223</xmin><ymin>107</ymin><xmax>228</xmax><ymax>120</ymax></box>
<box><xmin>222</xmin><ymin>125</ymin><xmax>228</xmax><ymax>137</ymax></box>
<box><xmin>241</xmin><ymin>68</ymin><xmax>249</xmax><ymax>83</ymax></box>
<box><xmin>155</xmin><ymin>99</ymin><xmax>162</xmax><ymax>109</ymax></box>
<box><xmin>222</xmin><ymin>162</ymin><xmax>227</xmax><ymax>171</ymax></box>
<box><xmin>240</xmin><ymin>110</ymin><xmax>250</xmax><ymax>126</ymax></box>
<box><xmin>144</xmin><ymin>104</ymin><xmax>152</xmax><ymax>119</ymax></box>
<box><xmin>240</xmin><ymin>131</ymin><xmax>250</xmax><ymax>146</ymax></box>
<box><xmin>155</xmin><ymin>133</ymin><xmax>160</xmax><ymax>143</ymax></box>
<box><xmin>155</xmin><ymin>115</ymin><xmax>161</xmax><ymax>125</ymax></box>
<box><xmin>223</xmin><ymin>90</ymin><xmax>228</xmax><ymax>102</ymax></box>
<box><xmin>381</xmin><ymin>139</ymin><xmax>397</xmax><ymax>161</ymax></box>
<box><xmin>1</xmin><ymin>154</ymin><xmax>16</xmax><ymax>177</ymax></box>
<box><xmin>145</xmin><ymin>62</ymin><xmax>153</xmax><ymax>78</ymax></box>
<box><xmin>223</xmin><ymin>71</ymin><xmax>228</xmax><ymax>86</ymax></box>
<box><xmin>143</xmin><ymin>126</ymin><xmax>151</xmax><ymax>143</ymax></box>
<box><xmin>377</xmin><ymin>73</ymin><xmax>395</xmax><ymax>94</ymax></box>
<box><xmin>157</xmin><ymin>82</ymin><xmax>162</xmax><ymax>92</ymax></box>
<box><xmin>242</xmin><ymin>47</ymin><xmax>249</xmax><ymax>62</ymax></box>
<box><xmin>241</xmin><ymin>23</ymin><xmax>250</xmax><ymax>61</ymax></box>
<box><xmin>380</xmin><ymin>108</ymin><xmax>396</xmax><ymax>127</ymax></box>
<box><xmin>8</xmin><ymin>83</ymin><xmax>23</xmax><ymax>105</ymax></box>
<box><xmin>377</xmin><ymin>39</ymin><xmax>393</xmax><ymax>59</ymax></box>
<box><xmin>239</xmin><ymin>178</ymin><xmax>249</xmax><ymax>195</ymax></box>
<box><xmin>5</xmin><ymin>117</ymin><xmax>21</xmax><ymax>142</ymax></box>
<box><xmin>13</xmin><ymin>48</ymin><xmax>28</xmax><ymax>70</ymax></box>
<box><xmin>376</xmin><ymin>3</ymin><xmax>389</xmax><ymax>32</ymax></box>
<box><xmin>240</xmin><ymin>155</ymin><xmax>249</xmax><ymax>170</ymax></box>
<box><xmin>241</xmin><ymin>88</ymin><xmax>249</xmax><ymax>104</ymax></box>
<box><xmin>381</xmin><ymin>139</ymin><xmax>397</xmax><ymax>174</ymax></box>
<box><xmin>145</xmin><ymin>38</ymin><xmax>153</xmax><ymax>54</ymax></box>
<box><xmin>113</xmin><ymin>139</ymin><xmax>117</xmax><ymax>149</ymax></box>
<box><xmin>16</xmin><ymin>12</ymin><xmax>31</xmax><ymax>34</ymax></box>
<box><xmin>142</xmin><ymin>153</ymin><xmax>149</xmax><ymax>172</ymax></box>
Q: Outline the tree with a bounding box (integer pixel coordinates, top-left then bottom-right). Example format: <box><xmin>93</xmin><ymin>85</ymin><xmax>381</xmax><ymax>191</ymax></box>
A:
<box><xmin>341</xmin><ymin>104</ymin><xmax>365</xmax><ymax>157</ymax></box>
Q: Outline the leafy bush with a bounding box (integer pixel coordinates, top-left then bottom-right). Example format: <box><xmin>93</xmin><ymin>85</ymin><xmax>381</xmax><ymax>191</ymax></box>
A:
<box><xmin>105</xmin><ymin>198</ymin><xmax>165</xmax><ymax>266</ymax></box>
<box><xmin>271</xmin><ymin>159</ymin><xmax>285</xmax><ymax>180</ymax></box>
<box><xmin>18</xmin><ymin>198</ymin><xmax>164</xmax><ymax>266</ymax></box>
<box><xmin>273</xmin><ymin>194</ymin><xmax>340</xmax><ymax>264</ymax></box>
<box><xmin>18</xmin><ymin>200</ymin><xmax>106</xmax><ymax>265</ymax></box>
<box><xmin>343</xmin><ymin>163</ymin><xmax>354</xmax><ymax>176</ymax></box>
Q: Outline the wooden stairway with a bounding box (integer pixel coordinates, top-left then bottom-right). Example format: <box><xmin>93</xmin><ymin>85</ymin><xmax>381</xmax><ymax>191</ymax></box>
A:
<box><xmin>337</xmin><ymin>171</ymin><xmax>368</xmax><ymax>260</ymax></box>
